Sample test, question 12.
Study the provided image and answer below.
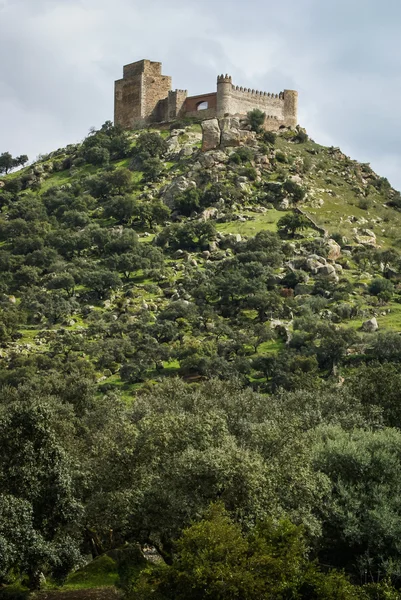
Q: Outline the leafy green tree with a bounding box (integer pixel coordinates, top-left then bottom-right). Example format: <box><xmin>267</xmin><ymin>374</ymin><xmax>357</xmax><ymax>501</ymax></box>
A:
<box><xmin>247</xmin><ymin>108</ymin><xmax>266</xmax><ymax>133</ymax></box>
<box><xmin>0</xmin><ymin>152</ymin><xmax>24</xmax><ymax>175</ymax></box>
<box><xmin>313</xmin><ymin>426</ymin><xmax>401</xmax><ymax>581</ymax></box>
<box><xmin>0</xmin><ymin>397</ymin><xmax>83</xmax><ymax>586</ymax></box>
<box><xmin>134</xmin><ymin>132</ymin><xmax>168</xmax><ymax>160</ymax></box>
<box><xmin>46</xmin><ymin>273</ymin><xmax>76</xmax><ymax>296</ymax></box>
<box><xmin>130</xmin><ymin>504</ymin><xmax>359</xmax><ymax>600</ymax></box>
<box><xmin>85</xmin><ymin>269</ymin><xmax>121</xmax><ymax>299</ymax></box>
<box><xmin>84</xmin><ymin>146</ymin><xmax>110</xmax><ymax>166</ymax></box>
<box><xmin>277</xmin><ymin>212</ymin><xmax>309</xmax><ymax>237</ymax></box>
<box><xmin>142</xmin><ymin>157</ymin><xmax>164</xmax><ymax>182</ymax></box>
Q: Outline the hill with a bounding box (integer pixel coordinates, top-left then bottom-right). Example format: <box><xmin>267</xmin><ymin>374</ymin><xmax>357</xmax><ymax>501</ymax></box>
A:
<box><xmin>1</xmin><ymin>118</ymin><xmax>401</xmax><ymax>396</ymax></box>
<box><xmin>2</xmin><ymin>116</ymin><xmax>401</xmax><ymax>597</ymax></box>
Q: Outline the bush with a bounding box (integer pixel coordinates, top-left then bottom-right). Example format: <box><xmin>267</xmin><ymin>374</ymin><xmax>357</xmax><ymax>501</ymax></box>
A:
<box><xmin>275</xmin><ymin>150</ymin><xmax>287</xmax><ymax>163</ymax></box>
<box><xmin>262</xmin><ymin>130</ymin><xmax>276</xmax><ymax>145</ymax></box>
<box><xmin>283</xmin><ymin>180</ymin><xmax>306</xmax><ymax>203</ymax></box>
<box><xmin>134</xmin><ymin>132</ymin><xmax>168</xmax><ymax>161</ymax></box>
<box><xmin>358</xmin><ymin>198</ymin><xmax>371</xmax><ymax>210</ymax></box>
<box><xmin>369</xmin><ymin>277</ymin><xmax>394</xmax><ymax>298</ymax></box>
<box><xmin>247</xmin><ymin>108</ymin><xmax>266</xmax><ymax>133</ymax></box>
<box><xmin>293</xmin><ymin>129</ymin><xmax>309</xmax><ymax>143</ymax></box>
<box><xmin>85</xmin><ymin>146</ymin><xmax>110</xmax><ymax>166</ymax></box>
<box><xmin>142</xmin><ymin>157</ymin><xmax>164</xmax><ymax>182</ymax></box>
<box><xmin>242</xmin><ymin>166</ymin><xmax>258</xmax><ymax>181</ymax></box>
<box><xmin>229</xmin><ymin>147</ymin><xmax>254</xmax><ymax>164</ymax></box>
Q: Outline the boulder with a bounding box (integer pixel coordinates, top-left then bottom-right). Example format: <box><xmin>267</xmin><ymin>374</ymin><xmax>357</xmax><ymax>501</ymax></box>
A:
<box><xmin>326</xmin><ymin>238</ymin><xmax>341</xmax><ymax>260</ymax></box>
<box><xmin>362</xmin><ymin>317</ymin><xmax>378</xmax><ymax>332</ymax></box>
<box><xmin>219</xmin><ymin>116</ymin><xmax>255</xmax><ymax>147</ymax></box>
<box><xmin>201</xmin><ymin>119</ymin><xmax>221</xmax><ymax>151</ymax></box>
<box><xmin>316</xmin><ymin>264</ymin><xmax>338</xmax><ymax>281</ymax></box>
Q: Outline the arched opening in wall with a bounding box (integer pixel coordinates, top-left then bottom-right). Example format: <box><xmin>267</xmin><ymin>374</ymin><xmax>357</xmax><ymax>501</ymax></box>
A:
<box><xmin>196</xmin><ymin>101</ymin><xmax>209</xmax><ymax>111</ymax></box>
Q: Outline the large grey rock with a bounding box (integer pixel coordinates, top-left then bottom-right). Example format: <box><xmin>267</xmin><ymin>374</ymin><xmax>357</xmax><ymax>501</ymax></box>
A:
<box><xmin>162</xmin><ymin>176</ymin><xmax>195</xmax><ymax>208</ymax></box>
<box><xmin>362</xmin><ymin>317</ymin><xmax>378</xmax><ymax>332</ymax></box>
<box><xmin>326</xmin><ymin>238</ymin><xmax>341</xmax><ymax>260</ymax></box>
<box><xmin>316</xmin><ymin>264</ymin><xmax>339</xmax><ymax>281</ymax></box>
<box><xmin>219</xmin><ymin>116</ymin><xmax>255</xmax><ymax>147</ymax></box>
<box><xmin>201</xmin><ymin>119</ymin><xmax>221</xmax><ymax>151</ymax></box>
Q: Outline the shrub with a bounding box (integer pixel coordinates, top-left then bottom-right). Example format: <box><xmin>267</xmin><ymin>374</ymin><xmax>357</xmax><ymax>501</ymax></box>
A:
<box><xmin>230</xmin><ymin>147</ymin><xmax>254</xmax><ymax>164</ymax></box>
<box><xmin>85</xmin><ymin>146</ymin><xmax>110</xmax><ymax>166</ymax></box>
<box><xmin>275</xmin><ymin>151</ymin><xmax>287</xmax><ymax>163</ymax></box>
<box><xmin>262</xmin><ymin>130</ymin><xmax>276</xmax><ymax>145</ymax></box>
<box><xmin>293</xmin><ymin>129</ymin><xmax>309</xmax><ymax>143</ymax></box>
<box><xmin>142</xmin><ymin>157</ymin><xmax>164</xmax><ymax>182</ymax></box>
<box><xmin>247</xmin><ymin>108</ymin><xmax>266</xmax><ymax>132</ymax></box>
<box><xmin>369</xmin><ymin>277</ymin><xmax>394</xmax><ymax>298</ymax></box>
<box><xmin>242</xmin><ymin>166</ymin><xmax>258</xmax><ymax>181</ymax></box>
<box><xmin>134</xmin><ymin>132</ymin><xmax>168</xmax><ymax>161</ymax></box>
<box><xmin>358</xmin><ymin>198</ymin><xmax>371</xmax><ymax>210</ymax></box>
<box><xmin>283</xmin><ymin>180</ymin><xmax>306</xmax><ymax>203</ymax></box>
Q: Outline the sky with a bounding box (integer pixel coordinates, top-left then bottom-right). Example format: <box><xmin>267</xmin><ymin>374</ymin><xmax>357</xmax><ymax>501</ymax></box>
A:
<box><xmin>1</xmin><ymin>0</ymin><xmax>401</xmax><ymax>189</ymax></box>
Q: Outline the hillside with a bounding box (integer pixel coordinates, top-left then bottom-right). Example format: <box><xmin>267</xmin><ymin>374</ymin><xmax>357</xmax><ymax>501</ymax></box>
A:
<box><xmin>2</xmin><ymin>116</ymin><xmax>401</xmax><ymax>597</ymax></box>
<box><xmin>1</xmin><ymin>118</ymin><xmax>401</xmax><ymax>396</ymax></box>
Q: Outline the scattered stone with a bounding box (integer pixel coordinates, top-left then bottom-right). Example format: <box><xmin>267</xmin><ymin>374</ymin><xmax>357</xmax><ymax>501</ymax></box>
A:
<box><xmin>362</xmin><ymin>317</ymin><xmax>379</xmax><ymax>332</ymax></box>
<box><xmin>278</xmin><ymin>199</ymin><xmax>290</xmax><ymax>210</ymax></box>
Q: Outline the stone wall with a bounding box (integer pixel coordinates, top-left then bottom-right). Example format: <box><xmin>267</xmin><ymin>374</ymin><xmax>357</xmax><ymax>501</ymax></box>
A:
<box><xmin>114</xmin><ymin>59</ymin><xmax>298</xmax><ymax>129</ymax></box>
<box><xmin>114</xmin><ymin>59</ymin><xmax>172</xmax><ymax>128</ymax></box>
<box><xmin>226</xmin><ymin>86</ymin><xmax>285</xmax><ymax>118</ymax></box>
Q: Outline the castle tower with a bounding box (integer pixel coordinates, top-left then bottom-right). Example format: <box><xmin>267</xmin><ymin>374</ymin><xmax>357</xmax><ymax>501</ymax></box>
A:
<box><xmin>114</xmin><ymin>59</ymin><xmax>172</xmax><ymax>128</ymax></box>
<box><xmin>283</xmin><ymin>90</ymin><xmax>298</xmax><ymax>128</ymax></box>
<box><xmin>216</xmin><ymin>74</ymin><xmax>232</xmax><ymax>118</ymax></box>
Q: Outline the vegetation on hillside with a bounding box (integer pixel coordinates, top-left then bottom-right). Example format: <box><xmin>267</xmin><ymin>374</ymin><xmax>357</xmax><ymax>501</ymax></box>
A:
<box><xmin>2</xmin><ymin>116</ymin><xmax>401</xmax><ymax>597</ymax></box>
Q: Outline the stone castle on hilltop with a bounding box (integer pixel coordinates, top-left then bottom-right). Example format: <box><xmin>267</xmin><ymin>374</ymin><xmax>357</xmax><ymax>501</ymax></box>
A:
<box><xmin>114</xmin><ymin>59</ymin><xmax>298</xmax><ymax>130</ymax></box>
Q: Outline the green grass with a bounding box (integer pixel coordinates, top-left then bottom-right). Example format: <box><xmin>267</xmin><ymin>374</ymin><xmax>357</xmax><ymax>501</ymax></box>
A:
<box><xmin>215</xmin><ymin>209</ymin><xmax>285</xmax><ymax>236</ymax></box>
<box><xmin>257</xmin><ymin>339</ymin><xmax>284</xmax><ymax>354</ymax></box>
<box><xmin>61</xmin><ymin>555</ymin><xmax>119</xmax><ymax>591</ymax></box>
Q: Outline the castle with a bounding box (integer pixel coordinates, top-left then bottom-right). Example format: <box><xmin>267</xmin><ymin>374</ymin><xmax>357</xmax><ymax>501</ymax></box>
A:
<box><xmin>114</xmin><ymin>59</ymin><xmax>298</xmax><ymax>130</ymax></box>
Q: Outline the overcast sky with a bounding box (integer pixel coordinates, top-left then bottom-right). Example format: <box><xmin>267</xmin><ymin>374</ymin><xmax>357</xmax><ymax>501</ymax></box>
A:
<box><xmin>1</xmin><ymin>0</ymin><xmax>400</xmax><ymax>189</ymax></box>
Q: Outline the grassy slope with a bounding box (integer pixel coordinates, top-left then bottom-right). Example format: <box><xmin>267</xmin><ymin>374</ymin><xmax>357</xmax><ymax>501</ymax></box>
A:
<box><xmin>1</xmin><ymin>123</ymin><xmax>401</xmax><ymax>400</ymax></box>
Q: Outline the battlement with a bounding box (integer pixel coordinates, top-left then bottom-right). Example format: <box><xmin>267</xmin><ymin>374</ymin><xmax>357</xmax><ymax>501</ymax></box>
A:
<box><xmin>114</xmin><ymin>59</ymin><xmax>298</xmax><ymax>130</ymax></box>
<box><xmin>217</xmin><ymin>74</ymin><xmax>232</xmax><ymax>83</ymax></box>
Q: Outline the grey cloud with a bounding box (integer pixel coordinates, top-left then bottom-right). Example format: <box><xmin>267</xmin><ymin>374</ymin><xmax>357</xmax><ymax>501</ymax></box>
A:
<box><xmin>0</xmin><ymin>0</ymin><xmax>400</xmax><ymax>189</ymax></box>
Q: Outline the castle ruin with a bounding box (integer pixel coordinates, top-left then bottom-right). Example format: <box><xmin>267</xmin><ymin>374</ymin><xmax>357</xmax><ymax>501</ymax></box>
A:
<box><xmin>114</xmin><ymin>59</ymin><xmax>298</xmax><ymax>130</ymax></box>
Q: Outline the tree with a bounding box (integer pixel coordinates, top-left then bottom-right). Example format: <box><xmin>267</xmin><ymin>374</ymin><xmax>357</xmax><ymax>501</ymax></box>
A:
<box><xmin>313</xmin><ymin>426</ymin><xmax>401</xmax><ymax>581</ymax></box>
<box><xmin>142</xmin><ymin>157</ymin><xmax>164</xmax><ymax>182</ymax></box>
<box><xmin>247</xmin><ymin>108</ymin><xmax>266</xmax><ymax>133</ymax></box>
<box><xmin>129</xmin><ymin>504</ymin><xmax>360</xmax><ymax>600</ymax></box>
<box><xmin>134</xmin><ymin>132</ymin><xmax>168</xmax><ymax>161</ymax></box>
<box><xmin>85</xmin><ymin>269</ymin><xmax>121</xmax><ymax>299</ymax></box>
<box><xmin>0</xmin><ymin>397</ymin><xmax>83</xmax><ymax>586</ymax></box>
<box><xmin>0</xmin><ymin>152</ymin><xmax>15</xmax><ymax>175</ymax></box>
<box><xmin>277</xmin><ymin>212</ymin><xmax>309</xmax><ymax>237</ymax></box>
<box><xmin>283</xmin><ymin>179</ymin><xmax>306</xmax><ymax>203</ymax></box>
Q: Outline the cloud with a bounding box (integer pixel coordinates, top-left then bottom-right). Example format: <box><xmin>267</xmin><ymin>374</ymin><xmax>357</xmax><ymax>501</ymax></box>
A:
<box><xmin>0</xmin><ymin>0</ymin><xmax>400</xmax><ymax>189</ymax></box>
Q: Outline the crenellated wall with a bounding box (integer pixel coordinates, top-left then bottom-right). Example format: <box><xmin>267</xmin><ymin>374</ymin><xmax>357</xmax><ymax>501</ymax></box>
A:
<box><xmin>114</xmin><ymin>60</ymin><xmax>298</xmax><ymax>129</ymax></box>
<box><xmin>216</xmin><ymin>73</ymin><xmax>297</xmax><ymax>127</ymax></box>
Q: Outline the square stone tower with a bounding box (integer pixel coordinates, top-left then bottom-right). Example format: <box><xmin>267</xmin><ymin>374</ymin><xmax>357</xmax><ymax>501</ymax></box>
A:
<box><xmin>114</xmin><ymin>59</ymin><xmax>172</xmax><ymax>128</ymax></box>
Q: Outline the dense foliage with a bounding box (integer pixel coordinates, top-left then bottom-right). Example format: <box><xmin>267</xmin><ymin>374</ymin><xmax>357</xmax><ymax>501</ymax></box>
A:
<box><xmin>2</xmin><ymin>120</ymin><xmax>401</xmax><ymax>596</ymax></box>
